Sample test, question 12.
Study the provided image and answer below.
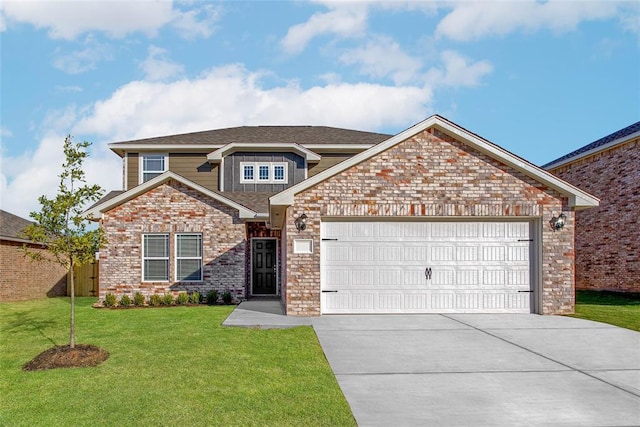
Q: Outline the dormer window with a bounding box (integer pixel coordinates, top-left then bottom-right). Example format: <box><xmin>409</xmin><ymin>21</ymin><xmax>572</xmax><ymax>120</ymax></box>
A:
<box><xmin>240</xmin><ymin>162</ymin><xmax>288</xmax><ymax>184</ymax></box>
<box><xmin>140</xmin><ymin>154</ymin><xmax>168</xmax><ymax>183</ymax></box>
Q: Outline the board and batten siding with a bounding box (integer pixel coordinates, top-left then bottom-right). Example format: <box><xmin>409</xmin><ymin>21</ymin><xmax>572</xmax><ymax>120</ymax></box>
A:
<box><xmin>126</xmin><ymin>153</ymin><xmax>218</xmax><ymax>191</ymax></box>
<box><xmin>224</xmin><ymin>152</ymin><xmax>305</xmax><ymax>192</ymax></box>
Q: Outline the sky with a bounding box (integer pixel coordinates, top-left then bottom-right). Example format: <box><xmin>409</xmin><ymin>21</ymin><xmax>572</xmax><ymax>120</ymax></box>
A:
<box><xmin>1</xmin><ymin>0</ymin><xmax>639</xmax><ymax>219</ymax></box>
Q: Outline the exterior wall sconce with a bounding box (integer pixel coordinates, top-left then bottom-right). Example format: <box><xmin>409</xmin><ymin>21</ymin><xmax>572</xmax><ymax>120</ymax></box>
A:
<box><xmin>550</xmin><ymin>212</ymin><xmax>567</xmax><ymax>231</ymax></box>
<box><xmin>294</xmin><ymin>213</ymin><xmax>308</xmax><ymax>232</ymax></box>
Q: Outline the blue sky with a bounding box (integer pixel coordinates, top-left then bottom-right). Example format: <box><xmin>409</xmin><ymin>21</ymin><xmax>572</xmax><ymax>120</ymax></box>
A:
<box><xmin>1</xmin><ymin>1</ymin><xmax>639</xmax><ymax>218</ymax></box>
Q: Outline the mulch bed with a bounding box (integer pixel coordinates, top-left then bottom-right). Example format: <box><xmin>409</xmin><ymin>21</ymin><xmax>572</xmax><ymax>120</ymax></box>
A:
<box><xmin>23</xmin><ymin>344</ymin><xmax>109</xmax><ymax>371</ymax></box>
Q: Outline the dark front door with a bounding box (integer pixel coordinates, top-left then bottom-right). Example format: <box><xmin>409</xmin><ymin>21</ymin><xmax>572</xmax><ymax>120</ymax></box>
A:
<box><xmin>252</xmin><ymin>239</ymin><xmax>277</xmax><ymax>295</ymax></box>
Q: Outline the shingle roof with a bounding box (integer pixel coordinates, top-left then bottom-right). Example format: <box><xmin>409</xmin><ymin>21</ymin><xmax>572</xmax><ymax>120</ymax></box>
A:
<box><xmin>110</xmin><ymin>126</ymin><xmax>392</xmax><ymax>146</ymax></box>
<box><xmin>217</xmin><ymin>192</ymin><xmax>276</xmax><ymax>213</ymax></box>
<box><xmin>0</xmin><ymin>210</ymin><xmax>34</xmax><ymax>240</ymax></box>
<box><xmin>86</xmin><ymin>190</ymin><xmax>125</xmax><ymax>211</ymax></box>
<box><xmin>543</xmin><ymin>121</ymin><xmax>640</xmax><ymax>168</ymax></box>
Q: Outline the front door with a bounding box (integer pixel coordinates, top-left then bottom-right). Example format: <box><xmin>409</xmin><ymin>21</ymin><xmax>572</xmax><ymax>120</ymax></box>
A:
<box><xmin>252</xmin><ymin>239</ymin><xmax>277</xmax><ymax>295</ymax></box>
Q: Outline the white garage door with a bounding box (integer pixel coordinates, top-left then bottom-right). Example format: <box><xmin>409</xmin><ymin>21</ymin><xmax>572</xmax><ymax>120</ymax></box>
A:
<box><xmin>321</xmin><ymin>221</ymin><xmax>533</xmax><ymax>314</ymax></box>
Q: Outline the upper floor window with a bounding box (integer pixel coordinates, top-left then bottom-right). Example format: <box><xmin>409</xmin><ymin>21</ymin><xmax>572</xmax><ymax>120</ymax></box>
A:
<box><xmin>140</xmin><ymin>154</ymin><xmax>167</xmax><ymax>183</ymax></box>
<box><xmin>240</xmin><ymin>162</ymin><xmax>288</xmax><ymax>184</ymax></box>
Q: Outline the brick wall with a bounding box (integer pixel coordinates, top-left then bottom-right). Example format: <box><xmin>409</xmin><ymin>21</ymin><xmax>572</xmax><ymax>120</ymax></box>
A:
<box><xmin>0</xmin><ymin>240</ymin><xmax>67</xmax><ymax>301</ymax></box>
<box><xmin>285</xmin><ymin>127</ymin><xmax>574</xmax><ymax>316</ymax></box>
<box><xmin>549</xmin><ymin>138</ymin><xmax>639</xmax><ymax>292</ymax></box>
<box><xmin>99</xmin><ymin>180</ymin><xmax>246</xmax><ymax>301</ymax></box>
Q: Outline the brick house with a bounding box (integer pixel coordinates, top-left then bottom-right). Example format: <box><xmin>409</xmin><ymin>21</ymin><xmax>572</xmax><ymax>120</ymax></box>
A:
<box><xmin>0</xmin><ymin>210</ymin><xmax>67</xmax><ymax>301</ymax></box>
<box><xmin>545</xmin><ymin>121</ymin><xmax>639</xmax><ymax>293</ymax></box>
<box><xmin>85</xmin><ymin>115</ymin><xmax>598</xmax><ymax>315</ymax></box>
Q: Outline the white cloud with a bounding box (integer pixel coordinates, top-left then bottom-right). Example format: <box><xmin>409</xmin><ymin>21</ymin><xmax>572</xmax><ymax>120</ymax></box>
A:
<box><xmin>436</xmin><ymin>1</ymin><xmax>621</xmax><ymax>41</ymax></box>
<box><xmin>0</xmin><ymin>127</ymin><xmax>13</xmax><ymax>138</ymax></box>
<box><xmin>339</xmin><ymin>35</ymin><xmax>423</xmax><ymax>85</ymax></box>
<box><xmin>0</xmin><ymin>0</ymin><xmax>220</xmax><ymax>40</ymax></box>
<box><xmin>74</xmin><ymin>63</ymin><xmax>433</xmax><ymax>141</ymax></box>
<box><xmin>171</xmin><ymin>3</ymin><xmax>221</xmax><ymax>39</ymax></box>
<box><xmin>281</xmin><ymin>3</ymin><xmax>368</xmax><ymax>54</ymax></box>
<box><xmin>1</xmin><ymin>0</ymin><xmax>174</xmax><ymax>40</ymax></box>
<box><xmin>425</xmin><ymin>51</ymin><xmax>493</xmax><ymax>88</ymax></box>
<box><xmin>0</xmin><ymin>135</ymin><xmax>121</xmax><ymax>219</ymax></box>
<box><xmin>139</xmin><ymin>45</ymin><xmax>185</xmax><ymax>81</ymax></box>
<box><xmin>52</xmin><ymin>35</ymin><xmax>114</xmax><ymax>74</ymax></box>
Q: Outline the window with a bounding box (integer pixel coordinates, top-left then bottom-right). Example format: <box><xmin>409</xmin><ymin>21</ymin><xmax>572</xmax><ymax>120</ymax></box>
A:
<box><xmin>273</xmin><ymin>165</ymin><xmax>285</xmax><ymax>181</ymax></box>
<box><xmin>143</xmin><ymin>234</ymin><xmax>169</xmax><ymax>281</ymax></box>
<box><xmin>175</xmin><ymin>234</ymin><xmax>203</xmax><ymax>281</ymax></box>
<box><xmin>140</xmin><ymin>154</ymin><xmax>167</xmax><ymax>183</ymax></box>
<box><xmin>240</xmin><ymin>162</ymin><xmax>287</xmax><ymax>184</ymax></box>
<box><xmin>258</xmin><ymin>165</ymin><xmax>270</xmax><ymax>181</ymax></box>
<box><xmin>243</xmin><ymin>164</ymin><xmax>254</xmax><ymax>181</ymax></box>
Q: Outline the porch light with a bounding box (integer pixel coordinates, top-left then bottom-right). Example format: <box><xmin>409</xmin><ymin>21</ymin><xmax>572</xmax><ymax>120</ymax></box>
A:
<box><xmin>550</xmin><ymin>212</ymin><xmax>567</xmax><ymax>231</ymax></box>
<box><xmin>294</xmin><ymin>213</ymin><xmax>308</xmax><ymax>232</ymax></box>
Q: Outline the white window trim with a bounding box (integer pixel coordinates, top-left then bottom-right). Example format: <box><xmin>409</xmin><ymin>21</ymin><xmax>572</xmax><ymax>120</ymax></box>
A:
<box><xmin>240</xmin><ymin>162</ymin><xmax>288</xmax><ymax>184</ymax></box>
<box><xmin>175</xmin><ymin>233</ymin><xmax>203</xmax><ymax>282</ymax></box>
<box><xmin>139</xmin><ymin>153</ymin><xmax>168</xmax><ymax>184</ymax></box>
<box><xmin>142</xmin><ymin>233</ymin><xmax>170</xmax><ymax>282</ymax></box>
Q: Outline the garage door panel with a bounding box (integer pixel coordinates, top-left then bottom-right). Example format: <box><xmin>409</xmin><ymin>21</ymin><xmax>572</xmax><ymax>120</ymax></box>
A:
<box><xmin>321</xmin><ymin>221</ymin><xmax>533</xmax><ymax>314</ymax></box>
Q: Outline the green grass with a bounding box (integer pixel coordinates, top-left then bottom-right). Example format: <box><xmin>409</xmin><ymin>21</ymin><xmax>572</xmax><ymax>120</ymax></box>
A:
<box><xmin>570</xmin><ymin>290</ymin><xmax>640</xmax><ymax>332</ymax></box>
<box><xmin>0</xmin><ymin>298</ymin><xmax>355</xmax><ymax>427</ymax></box>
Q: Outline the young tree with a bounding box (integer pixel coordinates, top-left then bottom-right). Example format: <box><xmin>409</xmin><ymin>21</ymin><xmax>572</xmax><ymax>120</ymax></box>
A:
<box><xmin>23</xmin><ymin>136</ymin><xmax>107</xmax><ymax>349</ymax></box>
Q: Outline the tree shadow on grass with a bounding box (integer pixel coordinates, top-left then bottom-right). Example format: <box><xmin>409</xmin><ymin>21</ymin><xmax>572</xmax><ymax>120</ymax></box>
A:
<box><xmin>2</xmin><ymin>310</ymin><xmax>59</xmax><ymax>347</ymax></box>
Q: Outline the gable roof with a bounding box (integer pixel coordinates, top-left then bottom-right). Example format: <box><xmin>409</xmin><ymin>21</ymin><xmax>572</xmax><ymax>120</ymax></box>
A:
<box><xmin>109</xmin><ymin>126</ymin><xmax>392</xmax><ymax>156</ymax></box>
<box><xmin>0</xmin><ymin>210</ymin><xmax>35</xmax><ymax>243</ymax></box>
<box><xmin>269</xmin><ymin>114</ymin><xmax>600</xmax><ymax>227</ymax></box>
<box><xmin>543</xmin><ymin>121</ymin><xmax>640</xmax><ymax>169</ymax></box>
<box><xmin>83</xmin><ymin>171</ymin><xmax>259</xmax><ymax>220</ymax></box>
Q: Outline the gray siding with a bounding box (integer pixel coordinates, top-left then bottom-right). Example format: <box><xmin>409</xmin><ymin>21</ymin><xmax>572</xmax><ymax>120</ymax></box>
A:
<box><xmin>224</xmin><ymin>152</ymin><xmax>305</xmax><ymax>192</ymax></box>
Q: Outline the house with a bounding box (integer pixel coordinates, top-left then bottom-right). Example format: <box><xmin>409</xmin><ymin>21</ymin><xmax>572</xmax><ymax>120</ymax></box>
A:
<box><xmin>85</xmin><ymin>115</ymin><xmax>599</xmax><ymax>316</ymax></box>
<box><xmin>544</xmin><ymin>122</ymin><xmax>640</xmax><ymax>293</ymax></box>
<box><xmin>0</xmin><ymin>210</ymin><xmax>67</xmax><ymax>301</ymax></box>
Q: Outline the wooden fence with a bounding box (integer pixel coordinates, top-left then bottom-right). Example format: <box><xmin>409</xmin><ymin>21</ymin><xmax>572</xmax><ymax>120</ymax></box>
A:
<box><xmin>67</xmin><ymin>261</ymin><xmax>99</xmax><ymax>296</ymax></box>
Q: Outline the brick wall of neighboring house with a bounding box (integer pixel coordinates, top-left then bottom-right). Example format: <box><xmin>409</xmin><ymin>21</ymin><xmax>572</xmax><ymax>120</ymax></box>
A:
<box><xmin>285</xmin><ymin>128</ymin><xmax>574</xmax><ymax>316</ymax></box>
<box><xmin>0</xmin><ymin>240</ymin><xmax>67</xmax><ymax>301</ymax></box>
<box><xmin>98</xmin><ymin>180</ymin><xmax>246</xmax><ymax>302</ymax></box>
<box><xmin>549</xmin><ymin>138</ymin><xmax>639</xmax><ymax>292</ymax></box>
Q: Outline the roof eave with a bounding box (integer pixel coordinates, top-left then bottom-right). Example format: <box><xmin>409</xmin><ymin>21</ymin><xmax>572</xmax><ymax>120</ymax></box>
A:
<box><xmin>206</xmin><ymin>142</ymin><xmax>321</xmax><ymax>163</ymax></box>
<box><xmin>544</xmin><ymin>130</ymin><xmax>640</xmax><ymax>169</ymax></box>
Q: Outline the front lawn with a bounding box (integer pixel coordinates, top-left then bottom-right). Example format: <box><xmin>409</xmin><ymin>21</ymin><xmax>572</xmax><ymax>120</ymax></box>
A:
<box><xmin>570</xmin><ymin>290</ymin><xmax>640</xmax><ymax>332</ymax></box>
<box><xmin>0</xmin><ymin>298</ymin><xmax>355</xmax><ymax>426</ymax></box>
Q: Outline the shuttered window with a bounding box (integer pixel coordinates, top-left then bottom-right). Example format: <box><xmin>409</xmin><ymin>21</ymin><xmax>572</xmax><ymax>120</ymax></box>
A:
<box><xmin>143</xmin><ymin>234</ymin><xmax>169</xmax><ymax>281</ymax></box>
<box><xmin>176</xmin><ymin>234</ymin><xmax>203</xmax><ymax>281</ymax></box>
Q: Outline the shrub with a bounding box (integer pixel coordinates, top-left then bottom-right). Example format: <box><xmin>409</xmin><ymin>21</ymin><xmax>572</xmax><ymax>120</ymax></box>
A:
<box><xmin>149</xmin><ymin>294</ymin><xmax>162</xmax><ymax>307</ymax></box>
<box><xmin>176</xmin><ymin>292</ymin><xmax>189</xmax><ymax>305</ymax></box>
<box><xmin>119</xmin><ymin>294</ymin><xmax>132</xmax><ymax>307</ymax></box>
<box><xmin>104</xmin><ymin>293</ymin><xmax>117</xmax><ymax>308</ymax></box>
<box><xmin>134</xmin><ymin>292</ymin><xmax>146</xmax><ymax>306</ymax></box>
<box><xmin>162</xmin><ymin>293</ymin><xmax>174</xmax><ymax>306</ymax></box>
<box><xmin>206</xmin><ymin>290</ymin><xmax>219</xmax><ymax>305</ymax></box>
<box><xmin>189</xmin><ymin>291</ymin><xmax>200</xmax><ymax>305</ymax></box>
<box><xmin>222</xmin><ymin>290</ymin><xmax>233</xmax><ymax>305</ymax></box>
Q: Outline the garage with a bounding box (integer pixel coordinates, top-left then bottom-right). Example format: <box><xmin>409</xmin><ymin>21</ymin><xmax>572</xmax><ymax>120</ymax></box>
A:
<box><xmin>321</xmin><ymin>220</ymin><xmax>534</xmax><ymax>314</ymax></box>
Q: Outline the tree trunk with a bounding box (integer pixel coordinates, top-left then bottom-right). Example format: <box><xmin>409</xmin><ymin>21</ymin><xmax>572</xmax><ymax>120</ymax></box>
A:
<box><xmin>69</xmin><ymin>257</ymin><xmax>75</xmax><ymax>349</ymax></box>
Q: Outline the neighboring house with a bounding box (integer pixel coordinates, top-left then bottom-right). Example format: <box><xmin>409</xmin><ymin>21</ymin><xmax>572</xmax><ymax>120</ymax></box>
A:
<box><xmin>544</xmin><ymin>122</ymin><xmax>640</xmax><ymax>293</ymax></box>
<box><xmin>85</xmin><ymin>115</ymin><xmax>598</xmax><ymax>316</ymax></box>
<box><xmin>0</xmin><ymin>210</ymin><xmax>67</xmax><ymax>301</ymax></box>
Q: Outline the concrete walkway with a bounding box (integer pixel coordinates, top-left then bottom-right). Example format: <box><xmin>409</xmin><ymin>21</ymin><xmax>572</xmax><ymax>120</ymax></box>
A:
<box><xmin>224</xmin><ymin>301</ymin><xmax>640</xmax><ymax>426</ymax></box>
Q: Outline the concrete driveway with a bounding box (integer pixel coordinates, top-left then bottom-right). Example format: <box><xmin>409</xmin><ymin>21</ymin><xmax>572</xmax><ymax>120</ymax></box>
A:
<box><xmin>225</xmin><ymin>303</ymin><xmax>640</xmax><ymax>426</ymax></box>
<box><xmin>313</xmin><ymin>314</ymin><xmax>640</xmax><ymax>427</ymax></box>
